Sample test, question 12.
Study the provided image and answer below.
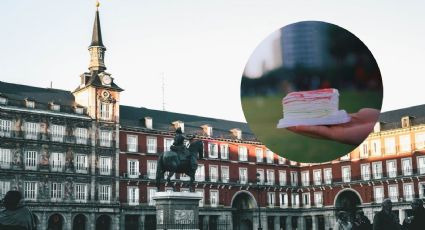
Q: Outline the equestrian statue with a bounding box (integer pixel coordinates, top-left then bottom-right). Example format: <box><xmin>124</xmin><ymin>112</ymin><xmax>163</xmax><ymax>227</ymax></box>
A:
<box><xmin>156</xmin><ymin>127</ymin><xmax>203</xmax><ymax>192</ymax></box>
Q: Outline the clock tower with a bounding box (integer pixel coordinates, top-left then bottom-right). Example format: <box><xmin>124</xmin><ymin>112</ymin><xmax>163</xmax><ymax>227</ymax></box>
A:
<box><xmin>73</xmin><ymin>3</ymin><xmax>123</xmax><ymax>122</ymax></box>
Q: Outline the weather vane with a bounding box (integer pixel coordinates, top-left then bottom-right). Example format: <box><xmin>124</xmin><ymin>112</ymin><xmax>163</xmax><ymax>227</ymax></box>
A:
<box><xmin>96</xmin><ymin>0</ymin><xmax>100</xmax><ymax>9</ymax></box>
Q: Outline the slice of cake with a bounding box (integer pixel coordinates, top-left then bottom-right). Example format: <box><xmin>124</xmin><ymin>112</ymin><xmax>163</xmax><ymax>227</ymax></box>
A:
<box><xmin>277</xmin><ymin>88</ymin><xmax>350</xmax><ymax>128</ymax></box>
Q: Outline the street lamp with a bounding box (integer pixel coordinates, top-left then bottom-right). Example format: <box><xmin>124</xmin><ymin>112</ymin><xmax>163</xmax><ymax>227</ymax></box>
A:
<box><xmin>256</xmin><ymin>172</ymin><xmax>262</xmax><ymax>230</ymax></box>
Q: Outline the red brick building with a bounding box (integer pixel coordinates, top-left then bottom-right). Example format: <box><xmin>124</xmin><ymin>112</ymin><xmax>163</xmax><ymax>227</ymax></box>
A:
<box><xmin>117</xmin><ymin>104</ymin><xmax>425</xmax><ymax>230</ymax></box>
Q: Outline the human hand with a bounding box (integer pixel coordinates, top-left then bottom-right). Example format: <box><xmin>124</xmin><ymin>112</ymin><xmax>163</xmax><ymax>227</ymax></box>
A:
<box><xmin>286</xmin><ymin>108</ymin><xmax>380</xmax><ymax>145</ymax></box>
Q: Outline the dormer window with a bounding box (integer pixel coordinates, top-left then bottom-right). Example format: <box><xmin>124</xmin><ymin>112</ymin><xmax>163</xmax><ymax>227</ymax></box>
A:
<box><xmin>50</xmin><ymin>103</ymin><xmax>60</xmax><ymax>111</ymax></box>
<box><xmin>231</xmin><ymin>128</ymin><xmax>242</xmax><ymax>139</ymax></box>
<box><xmin>75</xmin><ymin>107</ymin><xmax>84</xmax><ymax>115</ymax></box>
<box><xmin>26</xmin><ymin>100</ymin><xmax>35</xmax><ymax>108</ymax></box>
<box><xmin>145</xmin><ymin>117</ymin><xmax>153</xmax><ymax>129</ymax></box>
<box><xmin>172</xmin><ymin>121</ymin><xmax>184</xmax><ymax>133</ymax></box>
<box><xmin>373</xmin><ymin>122</ymin><xmax>381</xmax><ymax>133</ymax></box>
<box><xmin>201</xmin><ymin>125</ymin><xmax>213</xmax><ymax>137</ymax></box>
<box><xmin>80</xmin><ymin>73</ymin><xmax>90</xmax><ymax>87</ymax></box>
<box><xmin>0</xmin><ymin>96</ymin><xmax>7</xmax><ymax>105</ymax></box>
<box><xmin>401</xmin><ymin>116</ymin><xmax>411</xmax><ymax>128</ymax></box>
<box><xmin>340</xmin><ymin>153</ymin><xmax>350</xmax><ymax>161</ymax></box>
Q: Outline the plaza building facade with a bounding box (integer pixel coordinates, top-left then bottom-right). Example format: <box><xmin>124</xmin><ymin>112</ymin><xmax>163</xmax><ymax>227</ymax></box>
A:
<box><xmin>1</xmin><ymin>5</ymin><xmax>425</xmax><ymax>230</ymax></box>
<box><xmin>0</xmin><ymin>9</ymin><xmax>122</xmax><ymax>230</ymax></box>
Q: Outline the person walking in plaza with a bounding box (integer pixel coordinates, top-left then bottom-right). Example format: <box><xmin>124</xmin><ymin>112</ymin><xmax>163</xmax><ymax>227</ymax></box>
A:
<box><xmin>334</xmin><ymin>211</ymin><xmax>352</xmax><ymax>230</ymax></box>
<box><xmin>0</xmin><ymin>190</ymin><xmax>36</xmax><ymax>230</ymax></box>
<box><xmin>373</xmin><ymin>199</ymin><xmax>400</xmax><ymax>230</ymax></box>
<box><xmin>353</xmin><ymin>209</ymin><xmax>371</xmax><ymax>230</ymax></box>
<box><xmin>402</xmin><ymin>198</ymin><xmax>425</xmax><ymax>230</ymax></box>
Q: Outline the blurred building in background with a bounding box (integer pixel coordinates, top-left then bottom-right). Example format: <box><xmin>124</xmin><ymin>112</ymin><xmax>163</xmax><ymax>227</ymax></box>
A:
<box><xmin>281</xmin><ymin>21</ymin><xmax>332</xmax><ymax>70</ymax></box>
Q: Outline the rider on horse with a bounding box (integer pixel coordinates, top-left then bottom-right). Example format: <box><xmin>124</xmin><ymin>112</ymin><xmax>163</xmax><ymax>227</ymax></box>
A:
<box><xmin>171</xmin><ymin>127</ymin><xmax>186</xmax><ymax>154</ymax></box>
<box><xmin>170</xmin><ymin>127</ymin><xmax>197</xmax><ymax>170</ymax></box>
<box><xmin>156</xmin><ymin>128</ymin><xmax>203</xmax><ymax>191</ymax></box>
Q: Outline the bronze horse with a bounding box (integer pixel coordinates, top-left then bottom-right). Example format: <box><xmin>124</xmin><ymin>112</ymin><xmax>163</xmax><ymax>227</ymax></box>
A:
<box><xmin>156</xmin><ymin>140</ymin><xmax>203</xmax><ymax>192</ymax></box>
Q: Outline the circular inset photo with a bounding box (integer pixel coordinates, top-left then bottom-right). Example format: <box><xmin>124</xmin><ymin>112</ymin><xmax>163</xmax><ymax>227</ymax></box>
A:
<box><xmin>241</xmin><ymin>21</ymin><xmax>383</xmax><ymax>163</ymax></box>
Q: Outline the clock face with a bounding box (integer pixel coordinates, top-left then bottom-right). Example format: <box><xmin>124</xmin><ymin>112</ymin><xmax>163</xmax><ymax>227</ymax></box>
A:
<box><xmin>102</xmin><ymin>75</ymin><xmax>112</xmax><ymax>85</ymax></box>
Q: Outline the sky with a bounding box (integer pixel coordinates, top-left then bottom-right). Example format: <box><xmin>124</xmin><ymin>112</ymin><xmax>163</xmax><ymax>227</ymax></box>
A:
<box><xmin>0</xmin><ymin>0</ymin><xmax>424</xmax><ymax>122</ymax></box>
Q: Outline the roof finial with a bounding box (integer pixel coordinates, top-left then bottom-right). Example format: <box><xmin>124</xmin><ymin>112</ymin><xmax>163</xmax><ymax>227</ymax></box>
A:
<box><xmin>96</xmin><ymin>0</ymin><xmax>100</xmax><ymax>9</ymax></box>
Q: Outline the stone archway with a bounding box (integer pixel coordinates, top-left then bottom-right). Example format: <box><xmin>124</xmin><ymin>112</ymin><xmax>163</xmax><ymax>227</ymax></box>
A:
<box><xmin>73</xmin><ymin>214</ymin><xmax>88</xmax><ymax>230</ymax></box>
<box><xmin>231</xmin><ymin>191</ymin><xmax>257</xmax><ymax>230</ymax></box>
<box><xmin>334</xmin><ymin>189</ymin><xmax>362</xmax><ymax>219</ymax></box>
<box><xmin>48</xmin><ymin>213</ymin><xmax>65</xmax><ymax>230</ymax></box>
<box><xmin>96</xmin><ymin>215</ymin><xmax>111</xmax><ymax>230</ymax></box>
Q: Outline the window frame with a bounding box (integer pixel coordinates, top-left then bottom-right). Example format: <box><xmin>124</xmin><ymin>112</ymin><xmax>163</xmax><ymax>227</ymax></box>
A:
<box><xmin>238</xmin><ymin>146</ymin><xmax>248</xmax><ymax>162</ymax></box>
<box><xmin>99</xmin><ymin>156</ymin><xmax>112</xmax><ymax>175</ymax></box>
<box><xmin>127</xmin><ymin>135</ymin><xmax>138</xmax><ymax>152</ymax></box>
<box><xmin>147</xmin><ymin>136</ymin><xmax>157</xmax><ymax>154</ymax></box>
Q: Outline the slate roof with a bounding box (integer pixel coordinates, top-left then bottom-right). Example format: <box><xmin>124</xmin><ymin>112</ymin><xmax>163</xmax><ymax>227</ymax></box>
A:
<box><xmin>90</xmin><ymin>10</ymin><xmax>104</xmax><ymax>47</ymax></box>
<box><xmin>0</xmin><ymin>81</ymin><xmax>77</xmax><ymax>113</ymax></box>
<box><xmin>0</xmin><ymin>81</ymin><xmax>256</xmax><ymax>141</ymax></box>
<box><xmin>119</xmin><ymin>105</ymin><xmax>257</xmax><ymax>141</ymax></box>
<box><xmin>379</xmin><ymin>104</ymin><xmax>425</xmax><ymax>131</ymax></box>
<box><xmin>1</xmin><ymin>80</ymin><xmax>425</xmax><ymax>138</ymax></box>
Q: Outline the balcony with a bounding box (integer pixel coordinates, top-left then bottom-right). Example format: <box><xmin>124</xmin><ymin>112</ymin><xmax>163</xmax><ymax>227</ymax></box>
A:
<box><xmin>1</xmin><ymin>131</ymin><xmax>92</xmax><ymax>146</ymax></box>
<box><xmin>387</xmin><ymin>170</ymin><xmax>397</xmax><ymax>178</ymax></box>
<box><xmin>24</xmin><ymin>164</ymin><xmax>38</xmax><ymax>171</ymax></box>
<box><xmin>128</xmin><ymin>199</ymin><xmax>140</xmax><ymax>206</ymax></box>
<box><xmin>148</xmin><ymin>172</ymin><xmax>157</xmax><ymax>179</ymax></box>
<box><xmin>0</xmin><ymin>130</ymin><xmax>12</xmax><ymax>138</ymax></box>
<box><xmin>267</xmin><ymin>203</ymin><xmax>276</xmax><ymax>208</ymax></box>
<box><xmin>25</xmin><ymin>132</ymin><xmax>39</xmax><ymax>140</ymax></box>
<box><xmin>50</xmin><ymin>165</ymin><xmax>65</xmax><ymax>172</ymax></box>
<box><xmin>361</xmin><ymin>173</ymin><xmax>371</xmax><ymax>181</ymax></box>
<box><xmin>0</xmin><ymin>161</ymin><xmax>11</xmax><ymax>169</ymax></box>
<box><xmin>238</xmin><ymin>179</ymin><xmax>248</xmax><ymax>185</ymax></box>
<box><xmin>98</xmin><ymin>139</ymin><xmax>116</xmax><ymax>148</ymax></box>
<box><xmin>126</xmin><ymin>172</ymin><xmax>141</xmax><ymax>179</ymax></box>
<box><xmin>51</xmin><ymin>135</ymin><xmax>65</xmax><ymax>142</ymax></box>
<box><xmin>209</xmin><ymin>176</ymin><xmax>218</xmax><ymax>183</ymax></box>
<box><xmin>373</xmin><ymin>172</ymin><xmax>383</xmax><ymax>179</ymax></box>
<box><xmin>402</xmin><ymin>168</ymin><xmax>413</xmax><ymax>176</ymax></box>
<box><xmin>280</xmin><ymin>203</ymin><xmax>288</xmax><ymax>208</ymax></box>
<box><xmin>374</xmin><ymin>196</ymin><xmax>384</xmax><ymax>203</ymax></box>
<box><xmin>315</xmin><ymin>203</ymin><xmax>323</xmax><ymax>208</ymax></box>
<box><xmin>389</xmin><ymin>195</ymin><xmax>399</xmax><ymax>202</ymax></box>
<box><xmin>342</xmin><ymin>176</ymin><xmax>351</xmax><ymax>183</ymax></box>
<box><xmin>265</xmin><ymin>181</ymin><xmax>274</xmax><ymax>186</ymax></box>
<box><xmin>75</xmin><ymin>167</ymin><xmax>89</xmax><ymax>174</ymax></box>
<box><xmin>76</xmin><ymin>137</ymin><xmax>88</xmax><ymax>145</ymax></box>
<box><xmin>404</xmin><ymin>195</ymin><xmax>414</xmax><ymax>201</ymax></box>
<box><xmin>99</xmin><ymin>168</ymin><xmax>111</xmax><ymax>176</ymax></box>
<box><xmin>291</xmin><ymin>202</ymin><xmax>299</xmax><ymax>208</ymax></box>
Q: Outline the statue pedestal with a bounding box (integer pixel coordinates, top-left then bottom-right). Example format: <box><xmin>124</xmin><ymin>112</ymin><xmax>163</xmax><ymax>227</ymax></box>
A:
<box><xmin>153</xmin><ymin>191</ymin><xmax>202</xmax><ymax>230</ymax></box>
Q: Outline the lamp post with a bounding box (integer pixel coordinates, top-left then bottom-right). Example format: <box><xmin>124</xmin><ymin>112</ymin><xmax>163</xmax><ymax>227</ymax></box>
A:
<box><xmin>256</xmin><ymin>172</ymin><xmax>262</xmax><ymax>230</ymax></box>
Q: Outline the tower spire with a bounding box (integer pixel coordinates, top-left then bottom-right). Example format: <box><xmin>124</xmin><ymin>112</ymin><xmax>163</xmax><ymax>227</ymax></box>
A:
<box><xmin>88</xmin><ymin>0</ymin><xmax>106</xmax><ymax>72</ymax></box>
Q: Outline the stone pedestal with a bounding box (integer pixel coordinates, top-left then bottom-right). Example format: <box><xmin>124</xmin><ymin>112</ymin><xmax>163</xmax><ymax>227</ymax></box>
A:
<box><xmin>153</xmin><ymin>191</ymin><xmax>202</xmax><ymax>230</ymax></box>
